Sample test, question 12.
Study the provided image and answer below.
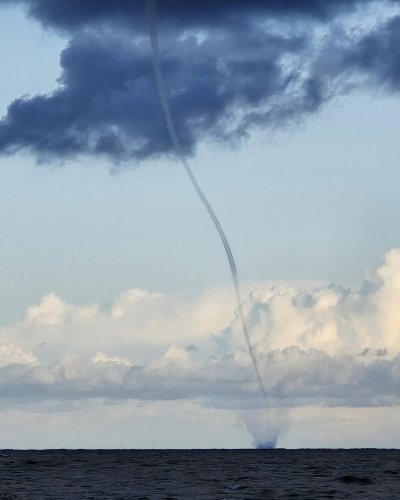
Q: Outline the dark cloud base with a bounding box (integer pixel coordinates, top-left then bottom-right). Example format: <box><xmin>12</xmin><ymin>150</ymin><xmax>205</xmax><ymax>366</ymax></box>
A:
<box><xmin>1</xmin><ymin>347</ymin><xmax>400</xmax><ymax>408</ymax></box>
<box><xmin>0</xmin><ymin>0</ymin><xmax>375</xmax><ymax>32</ymax></box>
<box><xmin>0</xmin><ymin>1</ymin><xmax>399</xmax><ymax>163</ymax></box>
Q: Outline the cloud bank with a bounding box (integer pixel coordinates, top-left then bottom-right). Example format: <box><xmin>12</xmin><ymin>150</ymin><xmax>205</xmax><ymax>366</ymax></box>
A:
<box><xmin>0</xmin><ymin>0</ymin><xmax>376</xmax><ymax>32</ymax></box>
<box><xmin>0</xmin><ymin>249</ymin><xmax>400</xmax><ymax>412</ymax></box>
<box><xmin>0</xmin><ymin>1</ymin><xmax>399</xmax><ymax>162</ymax></box>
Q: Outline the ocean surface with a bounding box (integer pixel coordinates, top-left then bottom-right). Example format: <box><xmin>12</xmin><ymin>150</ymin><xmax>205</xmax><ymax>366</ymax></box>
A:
<box><xmin>0</xmin><ymin>449</ymin><xmax>399</xmax><ymax>499</ymax></box>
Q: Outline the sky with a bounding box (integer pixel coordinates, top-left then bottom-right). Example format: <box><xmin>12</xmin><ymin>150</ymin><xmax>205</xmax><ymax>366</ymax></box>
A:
<box><xmin>0</xmin><ymin>0</ymin><xmax>400</xmax><ymax>448</ymax></box>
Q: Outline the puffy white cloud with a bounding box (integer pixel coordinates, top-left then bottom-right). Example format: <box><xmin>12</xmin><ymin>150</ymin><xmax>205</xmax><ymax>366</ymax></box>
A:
<box><xmin>91</xmin><ymin>352</ymin><xmax>132</xmax><ymax>367</ymax></box>
<box><xmin>227</xmin><ymin>248</ymin><xmax>400</xmax><ymax>357</ymax></box>
<box><xmin>0</xmin><ymin>286</ymin><xmax>235</xmax><ymax>364</ymax></box>
<box><xmin>25</xmin><ymin>293</ymin><xmax>70</xmax><ymax>326</ymax></box>
<box><xmin>0</xmin><ymin>343</ymin><xmax>38</xmax><ymax>367</ymax></box>
<box><xmin>0</xmin><ymin>249</ymin><xmax>399</xmax><ymax>415</ymax></box>
<box><xmin>149</xmin><ymin>345</ymin><xmax>192</xmax><ymax>371</ymax></box>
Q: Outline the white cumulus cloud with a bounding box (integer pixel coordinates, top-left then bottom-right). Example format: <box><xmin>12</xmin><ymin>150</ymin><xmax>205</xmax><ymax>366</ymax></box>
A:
<box><xmin>0</xmin><ymin>249</ymin><xmax>400</xmax><ymax>447</ymax></box>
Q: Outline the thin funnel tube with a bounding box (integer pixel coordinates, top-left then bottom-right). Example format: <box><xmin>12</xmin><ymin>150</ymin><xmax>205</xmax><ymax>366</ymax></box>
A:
<box><xmin>145</xmin><ymin>0</ymin><xmax>268</xmax><ymax>406</ymax></box>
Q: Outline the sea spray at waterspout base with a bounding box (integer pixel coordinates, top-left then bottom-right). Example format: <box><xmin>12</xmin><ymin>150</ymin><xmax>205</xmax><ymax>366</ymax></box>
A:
<box><xmin>145</xmin><ymin>0</ymin><xmax>269</xmax><ymax>410</ymax></box>
<box><xmin>242</xmin><ymin>409</ymin><xmax>289</xmax><ymax>449</ymax></box>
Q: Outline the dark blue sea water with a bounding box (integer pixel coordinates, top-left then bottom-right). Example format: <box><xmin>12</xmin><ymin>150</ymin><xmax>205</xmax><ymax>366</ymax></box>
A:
<box><xmin>0</xmin><ymin>449</ymin><xmax>399</xmax><ymax>499</ymax></box>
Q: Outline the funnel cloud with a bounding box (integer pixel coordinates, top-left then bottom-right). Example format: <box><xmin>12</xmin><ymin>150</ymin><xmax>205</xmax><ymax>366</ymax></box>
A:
<box><xmin>146</xmin><ymin>0</ymin><xmax>268</xmax><ymax>408</ymax></box>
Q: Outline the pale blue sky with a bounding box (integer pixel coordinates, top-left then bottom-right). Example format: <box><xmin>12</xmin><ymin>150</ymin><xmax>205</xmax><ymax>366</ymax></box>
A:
<box><xmin>1</xmin><ymin>2</ymin><xmax>400</xmax><ymax>448</ymax></box>
<box><xmin>1</xmin><ymin>87</ymin><xmax>400</xmax><ymax>324</ymax></box>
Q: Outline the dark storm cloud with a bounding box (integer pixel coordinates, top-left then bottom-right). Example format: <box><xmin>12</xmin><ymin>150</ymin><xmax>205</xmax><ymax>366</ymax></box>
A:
<box><xmin>0</xmin><ymin>24</ymin><xmax>308</xmax><ymax>161</ymax></box>
<box><xmin>0</xmin><ymin>0</ymin><xmax>399</xmax><ymax>162</ymax></box>
<box><xmin>0</xmin><ymin>0</ymin><xmax>367</xmax><ymax>33</ymax></box>
<box><xmin>0</xmin><ymin>31</ymin><xmax>171</xmax><ymax>160</ymax></box>
<box><xmin>344</xmin><ymin>16</ymin><xmax>400</xmax><ymax>92</ymax></box>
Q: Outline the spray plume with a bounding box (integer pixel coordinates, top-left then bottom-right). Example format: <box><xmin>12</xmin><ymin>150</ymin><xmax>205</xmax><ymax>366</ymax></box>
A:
<box><xmin>145</xmin><ymin>0</ymin><xmax>268</xmax><ymax>407</ymax></box>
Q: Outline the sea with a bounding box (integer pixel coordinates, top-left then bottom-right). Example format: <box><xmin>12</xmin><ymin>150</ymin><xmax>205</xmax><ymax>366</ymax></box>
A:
<box><xmin>0</xmin><ymin>449</ymin><xmax>399</xmax><ymax>499</ymax></box>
